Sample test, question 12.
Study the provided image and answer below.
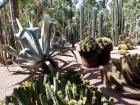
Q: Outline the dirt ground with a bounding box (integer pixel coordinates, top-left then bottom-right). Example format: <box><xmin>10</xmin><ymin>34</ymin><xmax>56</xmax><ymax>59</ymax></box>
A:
<box><xmin>0</xmin><ymin>46</ymin><xmax>140</xmax><ymax>105</ymax></box>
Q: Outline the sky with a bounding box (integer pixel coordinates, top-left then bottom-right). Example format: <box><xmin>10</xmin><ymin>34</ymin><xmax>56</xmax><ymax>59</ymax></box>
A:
<box><xmin>0</xmin><ymin>0</ymin><xmax>4</xmax><ymax>5</ymax></box>
<box><xmin>0</xmin><ymin>0</ymin><xmax>3</xmax><ymax>2</ymax></box>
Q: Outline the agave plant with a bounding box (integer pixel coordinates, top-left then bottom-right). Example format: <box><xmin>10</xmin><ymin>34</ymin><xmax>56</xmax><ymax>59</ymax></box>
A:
<box><xmin>0</xmin><ymin>19</ymin><xmax>76</xmax><ymax>75</ymax></box>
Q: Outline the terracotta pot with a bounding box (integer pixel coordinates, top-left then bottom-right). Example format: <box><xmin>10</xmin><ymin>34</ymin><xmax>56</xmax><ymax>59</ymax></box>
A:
<box><xmin>98</xmin><ymin>49</ymin><xmax>111</xmax><ymax>65</ymax></box>
<box><xmin>79</xmin><ymin>51</ymin><xmax>99</xmax><ymax>68</ymax></box>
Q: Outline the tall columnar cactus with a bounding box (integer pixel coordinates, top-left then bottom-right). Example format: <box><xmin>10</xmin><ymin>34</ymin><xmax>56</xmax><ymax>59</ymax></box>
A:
<box><xmin>80</xmin><ymin>5</ymin><xmax>84</xmax><ymax>40</ymax></box>
<box><xmin>118</xmin><ymin>0</ymin><xmax>124</xmax><ymax>35</ymax></box>
<box><xmin>66</xmin><ymin>19</ymin><xmax>78</xmax><ymax>47</ymax></box>
<box><xmin>91</xmin><ymin>7</ymin><xmax>97</xmax><ymax>38</ymax></box>
<box><xmin>98</xmin><ymin>11</ymin><xmax>104</xmax><ymax>37</ymax></box>
<box><xmin>111</xmin><ymin>0</ymin><xmax>124</xmax><ymax>46</ymax></box>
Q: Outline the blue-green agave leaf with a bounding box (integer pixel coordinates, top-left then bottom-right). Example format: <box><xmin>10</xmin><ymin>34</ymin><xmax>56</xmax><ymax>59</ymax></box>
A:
<box><xmin>19</xmin><ymin>48</ymin><xmax>41</xmax><ymax>62</ymax></box>
<box><xmin>15</xmin><ymin>19</ymin><xmax>43</xmax><ymax>58</ymax></box>
<box><xmin>26</xmin><ymin>20</ymin><xmax>40</xmax><ymax>39</ymax></box>
<box><xmin>40</xmin><ymin>21</ymin><xmax>45</xmax><ymax>53</ymax></box>
<box><xmin>26</xmin><ymin>29</ymin><xmax>43</xmax><ymax>57</ymax></box>
<box><xmin>15</xmin><ymin>18</ymin><xmax>23</xmax><ymax>38</ymax></box>
<box><xmin>18</xmin><ymin>30</ymin><xmax>41</xmax><ymax>58</ymax></box>
<box><xmin>19</xmin><ymin>29</ymin><xmax>43</xmax><ymax>59</ymax></box>
<box><xmin>43</xmin><ymin>22</ymin><xmax>53</xmax><ymax>57</ymax></box>
<box><xmin>0</xmin><ymin>44</ymin><xmax>18</xmax><ymax>56</ymax></box>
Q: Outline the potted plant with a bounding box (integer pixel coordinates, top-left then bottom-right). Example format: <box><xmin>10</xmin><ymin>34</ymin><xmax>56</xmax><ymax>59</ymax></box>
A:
<box><xmin>96</xmin><ymin>37</ymin><xmax>113</xmax><ymax>65</ymax></box>
<box><xmin>76</xmin><ymin>36</ymin><xmax>101</xmax><ymax>68</ymax></box>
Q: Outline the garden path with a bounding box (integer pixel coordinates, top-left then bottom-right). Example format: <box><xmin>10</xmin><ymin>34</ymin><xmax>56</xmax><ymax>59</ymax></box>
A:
<box><xmin>0</xmin><ymin>46</ymin><xmax>140</xmax><ymax>105</ymax></box>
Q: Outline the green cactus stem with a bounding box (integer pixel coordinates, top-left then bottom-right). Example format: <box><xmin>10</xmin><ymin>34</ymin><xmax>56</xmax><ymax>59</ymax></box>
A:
<box><xmin>91</xmin><ymin>7</ymin><xmax>97</xmax><ymax>38</ymax></box>
<box><xmin>111</xmin><ymin>0</ymin><xmax>124</xmax><ymax>46</ymax></box>
<box><xmin>80</xmin><ymin>5</ymin><xmax>84</xmax><ymax>40</ymax></box>
<box><xmin>96</xmin><ymin>37</ymin><xmax>113</xmax><ymax>65</ymax></box>
<box><xmin>98</xmin><ymin>11</ymin><xmax>104</xmax><ymax>37</ymax></box>
<box><xmin>4</xmin><ymin>70</ymin><xmax>113</xmax><ymax>104</ymax></box>
<box><xmin>100</xmin><ymin>55</ymin><xmax>140</xmax><ymax>99</ymax></box>
<box><xmin>77</xmin><ymin>36</ymin><xmax>101</xmax><ymax>53</ymax></box>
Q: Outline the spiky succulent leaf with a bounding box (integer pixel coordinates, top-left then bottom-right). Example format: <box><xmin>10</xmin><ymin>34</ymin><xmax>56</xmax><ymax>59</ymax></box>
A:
<box><xmin>0</xmin><ymin>44</ymin><xmax>18</xmax><ymax>56</ymax></box>
<box><xmin>19</xmin><ymin>48</ymin><xmax>41</xmax><ymax>62</ymax></box>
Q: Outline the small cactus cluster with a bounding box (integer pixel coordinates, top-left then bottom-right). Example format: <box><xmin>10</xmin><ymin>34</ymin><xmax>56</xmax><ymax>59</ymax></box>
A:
<box><xmin>118</xmin><ymin>35</ymin><xmax>135</xmax><ymax>50</ymax></box>
<box><xmin>118</xmin><ymin>44</ymin><xmax>128</xmax><ymax>55</ymax></box>
<box><xmin>96</xmin><ymin>37</ymin><xmax>113</xmax><ymax>52</ymax></box>
<box><xmin>77</xmin><ymin>37</ymin><xmax>113</xmax><ymax>53</ymax></box>
<box><xmin>96</xmin><ymin>37</ymin><xmax>113</xmax><ymax>65</ymax></box>
<box><xmin>76</xmin><ymin>36</ymin><xmax>101</xmax><ymax>53</ymax></box>
<box><xmin>4</xmin><ymin>70</ymin><xmax>113</xmax><ymax>105</ymax></box>
<box><xmin>76</xmin><ymin>37</ymin><xmax>113</xmax><ymax>67</ymax></box>
<box><xmin>100</xmin><ymin>54</ymin><xmax>140</xmax><ymax>99</ymax></box>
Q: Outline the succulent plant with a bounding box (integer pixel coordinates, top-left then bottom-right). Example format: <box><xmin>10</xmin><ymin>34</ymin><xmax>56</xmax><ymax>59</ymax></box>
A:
<box><xmin>98</xmin><ymin>11</ymin><xmax>104</xmax><ymax>37</ymax></box>
<box><xmin>65</xmin><ymin>19</ymin><xmax>79</xmax><ymax>47</ymax></box>
<box><xmin>80</xmin><ymin>5</ymin><xmax>84</xmax><ymax>40</ymax></box>
<box><xmin>96</xmin><ymin>37</ymin><xmax>113</xmax><ymax>65</ymax></box>
<box><xmin>4</xmin><ymin>70</ymin><xmax>113</xmax><ymax>105</ymax></box>
<box><xmin>111</xmin><ymin>0</ymin><xmax>124</xmax><ymax>46</ymax></box>
<box><xmin>0</xmin><ymin>19</ymin><xmax>76</xmax><ymax>75</ymax></box>
<box><xmin>118</xmin><ymin>44</ymin><xmax>128</xmax><ymax>55</ymax></box>
<box><xmin>76</xmin><ymin>36</ymin><xmax>101</xmax><ymax>54</ymax></box>
<box><xmin>100</xmin><ymin>54</ymin><xmax>140</xmax><ymax>99</ymax></box>
<box><xmin>96</xmin><ymin>37</ymin><xmax>113</xmax><ymax>52</ymax></box>
<box><xmin>118</xmin><ymin>35</ymin><xmax>135</xmax><ymax>50</ymax></box>
<box><xmin>91</xmin><ymin>7</ymin><xmax>97</xmax><ymax>38</ymax></box>
<box><xmin>0</xmin><ymin>19</ymin><xmax>57</xmax><ymax>71</ymax></box>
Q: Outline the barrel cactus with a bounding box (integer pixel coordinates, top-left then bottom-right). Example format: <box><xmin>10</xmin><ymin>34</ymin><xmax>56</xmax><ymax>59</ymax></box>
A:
<box><xmin>76</xmin><ymin>36</ymin><xmax>102</xmax><ymax>68</ymax></box>
<box><xmin>96</xmin><ymin>37</ymin><xmax>113</xmax><ymax>65</ymax></box>
<box><xmin>76</xmin><ymin>36</ymin><xmax>101</xmax><ymax>53</ymax></box>
<box><xmin>118</xmin><ymin>43</ymin><xmax>128</xmax><ymax>55</ymax></box>
<box><xmin>96</xmin><ymin>37</ymin><xmax>113</xmax><ymax>52</ymax></box>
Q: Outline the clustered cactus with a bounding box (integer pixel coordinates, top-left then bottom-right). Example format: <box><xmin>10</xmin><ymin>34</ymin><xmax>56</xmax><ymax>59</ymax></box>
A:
<box><xmin>96</xmin><ymin>37</ymin><xmax>113</xmax><ymax>65</ymax></box>
<box><xmin>96</xmin><ymin>37</ymin><xmax>113</xmax><ymax>52</ymax></box>
<box><xmin>118</xmin><ymin>43</ymin><xmax>128</xmax><ymax>55</ymax></box>
<box><xmin>100</xmin><ymin>54</ymin><xmax>140</xmax><ymax>99</ymax></box>
<box><xmin>76</xmin><ymin>36</ymin><xmax>101</xmax><ymax>54</ymax></box>
<box><xmin>4</xmin><ymin>70</ymin><xmax>113</xmax><ymax>105</ymax></box>
<box><xmin>118</xmin><ymin>35</ymin><xmax>134</xmax><ymax>50</ymax></box>
<box><xmin>112</xmin><ymin>0</ymin><xmax>124</xmax><ymax>46</ymax></box>
<box><xmin>76</xmin><ymin>37</ymin><xmax>113</xmax><ymax>67</ymax></box>
<box><xmin>80</xmin><ymin>4</ymin><xmax>104</xmax><ymax>39</ymax></box>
